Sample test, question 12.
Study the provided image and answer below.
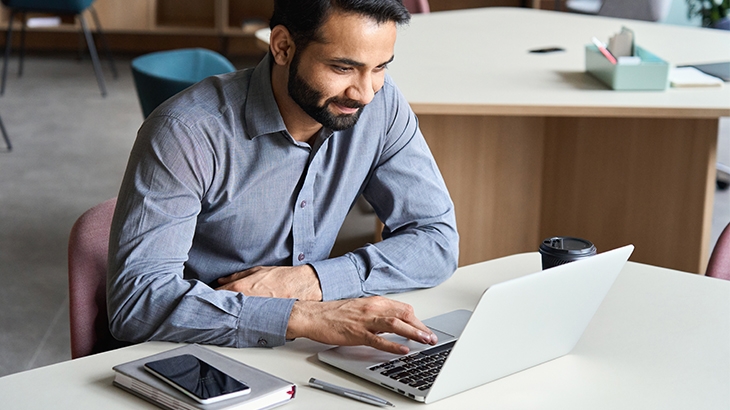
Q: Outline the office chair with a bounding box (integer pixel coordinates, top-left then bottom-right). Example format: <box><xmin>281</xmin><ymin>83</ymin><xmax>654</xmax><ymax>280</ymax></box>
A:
<box><xmin>565</xmin><ymin>0</ymin><xmax>671</xmax><ymax>21</ymax></box>
<box><xmin>564</xmin><ymin>0</ymin><xmax>602</xmax><ymax>14</ymax></box>
<box><xmin>402</xmin><ymin>0</ymin><xmax>430</xmax><ymax>13</ymax></box>
<box><xmin>0</xmin><ymin>112</ymin><xmax>10</xmax><ymax>150</ymax></box>
<box><xmin>68</xmin><ymin>197</ymin><xmax>129</xmax><ymax>359</ymax></box>
<box><xmin>131</xmin><ymin>48</ymin><xmax>236</xmax><ymax>118</ymax></box>
<box><xmin>1</xmin><ymin>0</ymin><xmax>117</xmax><ymax>97</ymax></box>
<box><xmin>706</xmin><ymin>222</ymin><xmax>730</xmax><ymax>281</ymax></box>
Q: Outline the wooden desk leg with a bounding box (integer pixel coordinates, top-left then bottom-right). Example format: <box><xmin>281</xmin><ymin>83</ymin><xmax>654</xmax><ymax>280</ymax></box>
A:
<box><xmin>420</xmin><ymin>114</ymin><xmax>546</xmax><ymax>266</ymax></box>
<box><xmin>540</xmin><ymin>117</ymin><xmax>718</xmax><ymax>274</ymax></box>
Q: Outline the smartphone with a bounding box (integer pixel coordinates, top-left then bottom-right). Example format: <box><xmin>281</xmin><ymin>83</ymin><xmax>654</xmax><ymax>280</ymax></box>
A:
<box><xmin>144</xmin><ymin>354</ymin><xmax>251</xmax><ymax>404</ymax></box>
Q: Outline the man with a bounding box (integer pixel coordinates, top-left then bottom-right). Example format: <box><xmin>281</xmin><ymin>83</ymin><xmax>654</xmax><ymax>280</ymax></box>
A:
<box><xmin>108</xmin><ymin>0</ymin><xmax>458</xmax><ymax>355</ymax></box>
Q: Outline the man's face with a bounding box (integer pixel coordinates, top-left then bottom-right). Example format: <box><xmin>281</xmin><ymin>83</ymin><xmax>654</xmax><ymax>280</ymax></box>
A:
<box><xmin>286</xmin><ymin>11</ymin><xmax>397</xmax><ymax>131</ymax></box>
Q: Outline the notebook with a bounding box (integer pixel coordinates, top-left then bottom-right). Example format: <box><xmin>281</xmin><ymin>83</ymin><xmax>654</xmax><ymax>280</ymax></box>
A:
<box><xmin>318</xmin><ymin>245</ymin><xmax>634</xmax><ymax>404</ymax></box>
<box><xmin>687</xmin><ymin>62</ymin><xmax>730</xmax><ymax>82</ymax></box>
<box><xmin>113</xmin><ymin>344</ymin><xmax>296</xmax><ymax>410</ymax></box>
<box><xmin>670</xmin><ymin>67</ymin><xmax>724</xmax><ymax>88</ymax></box>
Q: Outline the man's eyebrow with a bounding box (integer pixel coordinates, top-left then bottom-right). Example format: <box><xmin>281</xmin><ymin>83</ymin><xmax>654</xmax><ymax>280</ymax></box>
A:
<box><xmin>329</xmin><ymin>55</ymin><xmax>395</xmax><ymax>67</ymax></box>
<box><xmin>380</xmin><ymin>55</ymin><xmax>395</xmax><ymax>66</ymax></box>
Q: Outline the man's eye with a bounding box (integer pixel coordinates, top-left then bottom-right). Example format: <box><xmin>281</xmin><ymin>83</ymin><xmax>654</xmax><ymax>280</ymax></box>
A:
<box><xmin>375</xmin><ymin>64</ymin><xmax>389</xmax><ymax>72</ymax></box>
<box><xmin>332</xmin><ymin>65</ymin><xmax>351</xmax><ymax>73</ymax></box>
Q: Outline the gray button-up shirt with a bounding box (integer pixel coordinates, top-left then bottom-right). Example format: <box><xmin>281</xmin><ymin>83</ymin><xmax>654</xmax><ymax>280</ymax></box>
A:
<box><xmin>108</xmin><ymin>55</ymin><xmax>458</xmax><ymax>348</ymax></box>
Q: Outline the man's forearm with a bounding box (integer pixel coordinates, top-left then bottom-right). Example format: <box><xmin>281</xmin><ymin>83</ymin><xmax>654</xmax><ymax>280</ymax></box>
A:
<box><xmin>286</xmin><ymin>297</ymin><xmax>438</xmax><ymax>354</ymax></box>
<box><xmin>216</xmin><ymin>264</ymin><xmax>323</xmax><ymax>301</ymax></box>
<box><xmin>310</xmin><ymin>220</ymin><xmax>458</xmax><ymax>301</ymax></box>
<box><xmin>107</xmin><ymin>269</ymin><xmax>296</xmax><ymax>348</ymax></box>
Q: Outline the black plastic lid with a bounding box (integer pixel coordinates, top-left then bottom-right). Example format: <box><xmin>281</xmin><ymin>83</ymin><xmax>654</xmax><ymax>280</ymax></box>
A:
<box><xmin>539</xmin><ymin>237</ymin><xmax>596</xmax><ymax>256</ymax></box>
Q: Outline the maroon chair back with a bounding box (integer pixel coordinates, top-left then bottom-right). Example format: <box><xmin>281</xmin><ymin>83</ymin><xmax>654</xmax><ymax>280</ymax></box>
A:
<box><xmin>68</xmin><ymin>198</ymin><xmax>128</xmax><ymax>358</ymax></box>
<box><xmin>402</xmin><ymin>0</ymin><xmax>430</xmax><ymax>13</ymax></box>
<box><xmin>707</xmin><ymin>222</ymin><xmax>730</xmax><ymax>281</ymax></box>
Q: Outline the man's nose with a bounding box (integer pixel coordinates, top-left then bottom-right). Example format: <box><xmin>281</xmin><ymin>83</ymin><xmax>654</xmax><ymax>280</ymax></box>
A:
<box><xmin>345</xmin><ymin>73</ymin><xmax>376</xmax><ymax>106</ymax></box>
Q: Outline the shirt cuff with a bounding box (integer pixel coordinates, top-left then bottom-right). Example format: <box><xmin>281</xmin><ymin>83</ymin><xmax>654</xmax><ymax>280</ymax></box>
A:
<box><xmin>237</xmin><ymin>296</ymin><xmax>296</xmax><ymax>348</ymax></box>
<box><xmin>310</xmin><ymin>256</ymin><xmax>363</xmax><ymax>300</ymax></box>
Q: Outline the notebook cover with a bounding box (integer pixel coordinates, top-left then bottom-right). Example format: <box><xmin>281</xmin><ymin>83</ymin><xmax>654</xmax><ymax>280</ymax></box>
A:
<box><xmin>113</xmin><ymin>344</ymin><xmax>295</xmax><ymax>410</ymax></box>
<box><xmin>683</xmin><ymin>62</ymin><xmax>730</xmax><ymax>82</ymax></box>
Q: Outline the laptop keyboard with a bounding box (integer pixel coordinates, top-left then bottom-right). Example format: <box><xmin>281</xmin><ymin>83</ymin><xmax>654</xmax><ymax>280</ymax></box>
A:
<box><xmin>368</xmin><ymin>341</ymin><xmax>456</xmax><ymax>391</ymax></box>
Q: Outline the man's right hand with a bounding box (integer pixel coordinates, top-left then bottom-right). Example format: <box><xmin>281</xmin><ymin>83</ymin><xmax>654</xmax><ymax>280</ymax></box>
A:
<box><xmin>286</xmin><ymin>296</ymin><xmax>438</xmax><ymax>354</ymax></box>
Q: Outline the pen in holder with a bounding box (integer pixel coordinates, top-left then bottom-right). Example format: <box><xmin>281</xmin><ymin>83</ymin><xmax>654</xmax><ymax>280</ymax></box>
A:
<box><xmin>585</xmin><ymin>44</ymin><xmax>669</xmax><ymax>91</ymax></box>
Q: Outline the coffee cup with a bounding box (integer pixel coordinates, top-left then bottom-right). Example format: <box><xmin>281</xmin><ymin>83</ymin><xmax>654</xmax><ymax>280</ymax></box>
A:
<box><xmin>539</xmin><ymin>236</ymin><xmax>596</xmax><ymax>270</ymax></box>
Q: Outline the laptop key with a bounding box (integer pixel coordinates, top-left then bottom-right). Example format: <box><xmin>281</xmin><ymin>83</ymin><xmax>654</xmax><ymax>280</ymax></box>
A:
<box><xmin>418</xmin><ymin>383</ymin><xmax>433</xmax><ymax>391</ymax></box>
<box><xmin>381</xmin><ymin>366</ymin><xmax>405</xmax><ymax>377</ymax></box>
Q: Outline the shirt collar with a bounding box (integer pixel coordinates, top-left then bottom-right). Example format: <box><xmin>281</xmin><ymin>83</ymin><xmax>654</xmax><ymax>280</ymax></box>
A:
<box><xmin>243</xmin><ymin>54</ymin><xmax>338</xmax><ymax>145</ymax></box>
<box><xmin>243</xmin><ymin>53</ymin><xmax>289</xmax><ymax>139</ymax></box>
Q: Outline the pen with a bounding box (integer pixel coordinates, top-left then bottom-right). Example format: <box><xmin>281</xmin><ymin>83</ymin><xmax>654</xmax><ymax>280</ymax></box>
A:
<box><xmin>308</xmin><ymin>377</ymin><xmax>395</xmax><ymax>407</ymax></box>
<box><xmin>591</xmin><ymin>37</ymin><xmax>617</xmax><ymax>64</ymax></box>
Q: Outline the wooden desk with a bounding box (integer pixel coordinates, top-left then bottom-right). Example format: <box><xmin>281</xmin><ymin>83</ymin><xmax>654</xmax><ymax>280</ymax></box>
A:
<box><xmin>387</xmin><ymin>8</ymin><xmax>730</xmax><ymax>273</ymax></box>
<box><xmin>0</xmin><ymin>254</ymin><xmax>728</xmax><ymax>409</ymax></box>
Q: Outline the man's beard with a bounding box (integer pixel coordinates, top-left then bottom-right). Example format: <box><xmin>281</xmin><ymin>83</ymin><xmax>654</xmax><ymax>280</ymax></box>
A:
<box><xmin>287</xmin><ymin>56</ymin><xmax>365</xmax><ymax>131</ymax></box>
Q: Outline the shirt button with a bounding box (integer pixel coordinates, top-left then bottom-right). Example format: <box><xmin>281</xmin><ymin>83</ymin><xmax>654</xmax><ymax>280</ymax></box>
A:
<box><xmin>300</xmin><ymin>200</ymin><xmax>307</xmax><ymax>208</ymax></box>
<box><xmin>257</xmin><ymin>338</ymin><xmax>268</xmax><ymax>347</ymax></box>
<box><xmin>298</xmin><ymin>253</ymin><xmax>305</xmax><ymax>261</ymax></box>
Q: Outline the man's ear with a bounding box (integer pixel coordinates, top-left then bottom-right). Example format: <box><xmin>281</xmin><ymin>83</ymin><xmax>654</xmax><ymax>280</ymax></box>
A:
<box><xmin>269</xmin><ymin>25</ymin><xmax>295</xmax><ymax>66</ymax></box>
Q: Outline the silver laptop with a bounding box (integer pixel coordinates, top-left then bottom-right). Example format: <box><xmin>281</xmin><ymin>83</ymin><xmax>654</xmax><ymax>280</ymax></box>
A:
<box><xmin>318</xmin><ymin>245</ymin><xmax>634</xmax><ymax>403</ymax></box>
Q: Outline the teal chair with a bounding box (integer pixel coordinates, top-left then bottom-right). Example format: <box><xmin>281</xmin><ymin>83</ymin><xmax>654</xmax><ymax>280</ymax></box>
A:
<box><xmin>1</xmin><ymin>0</ymin><xmax>117</xmax><ymax>96</ymax></box>
<box><xmin>131</xmin><ymin>48</ymin><xmax>236</xmax><ymax>118</ymax></box>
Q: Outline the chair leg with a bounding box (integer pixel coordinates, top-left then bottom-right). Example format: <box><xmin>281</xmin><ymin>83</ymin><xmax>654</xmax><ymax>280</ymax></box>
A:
<box><xmin>0</xmin><ymin>113</ymin><xmax>11</xmax><ymax>151</ymax></box>
<box><xmin>88</xmin><ymin>6</ymin><xmax>117</xmax><ymax>79</ymax></box>
<box><xmin>78</xmin><ymin>15</ymin><xmax>107</xmax><ymax>97</ymax></box>
<box><xmin>77</xmin><ymin>30</ymin><xmax>85</xmax><ymax>61</ymax></box>
<box><xmin>718</xmin><ymin>163</ymin><xmax>730</xmax><ymax>191</ymax></box>
<box><xmin>18</xmin><ymin>12</ymin><xmax>27</xmax><ymax>77</ymax></box>
<box><xmin>1</xmin><ymin>10</ymin><xmax>16</xmax><ymax>96</ymax></box>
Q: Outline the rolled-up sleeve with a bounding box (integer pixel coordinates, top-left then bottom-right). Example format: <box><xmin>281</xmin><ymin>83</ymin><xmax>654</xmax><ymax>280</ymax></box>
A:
<box><xmin>310</xmin><ymin>81</ymin><xmax>459</xmax><ymax>300</ymax></box>
<box><xmin>107</xmin><ymin>113</ymin><xmax>295</xmax><ymax>348</ymax></box>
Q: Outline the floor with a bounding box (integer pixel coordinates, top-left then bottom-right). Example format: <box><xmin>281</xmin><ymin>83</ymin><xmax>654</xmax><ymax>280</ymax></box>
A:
<box><xmin>0</xmin><ymin>53</ymin><xmax>728</xmax><ymax>379</ymax></box>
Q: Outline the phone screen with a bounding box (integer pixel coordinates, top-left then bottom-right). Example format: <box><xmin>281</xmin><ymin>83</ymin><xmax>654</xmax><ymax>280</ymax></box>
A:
<box><xmin>144</xmin><ymin>354</ymin><xmax>250</xmax><ymax>404</ymax></box>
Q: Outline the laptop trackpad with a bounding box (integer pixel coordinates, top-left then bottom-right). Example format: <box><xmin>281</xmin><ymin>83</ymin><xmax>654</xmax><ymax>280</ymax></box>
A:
<box><xmin>378</xmin><ymin>309</ymin><xmax>471</xmax><ymax>355</ymax></box>
<box><xmin>424</xmin><ymin>309</ymin><xmax>472</xmax><ymax>338</ymax></box>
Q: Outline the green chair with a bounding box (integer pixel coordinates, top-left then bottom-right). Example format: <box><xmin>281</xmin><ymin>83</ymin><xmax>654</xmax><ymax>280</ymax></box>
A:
<box><xmin>130</xmin><ymin>48</ymin><xmax>236</xmax><ymax>118</ymax></box>
<box><xmin>1</xmin><ymin>0</ymin><xmax>117</xmax><ymax>97</ymax></box>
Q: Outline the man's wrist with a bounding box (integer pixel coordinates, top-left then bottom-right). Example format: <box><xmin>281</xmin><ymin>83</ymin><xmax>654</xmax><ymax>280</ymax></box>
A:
<box><xmin>299</xmin><ymin>264</ymin><xmax>323</xmax><ymax>301</ymax></box>
<box><xmin>286</xmin><ymin>300</ymin><xmax>311</xmax><ymax>339</ymax></box>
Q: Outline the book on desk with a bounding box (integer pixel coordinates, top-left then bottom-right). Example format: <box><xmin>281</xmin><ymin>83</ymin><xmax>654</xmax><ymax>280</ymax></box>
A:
<box><xmin>113</xmin><ymin>344</ymin><xmax>295</xmax><ymax>410</ymax></box>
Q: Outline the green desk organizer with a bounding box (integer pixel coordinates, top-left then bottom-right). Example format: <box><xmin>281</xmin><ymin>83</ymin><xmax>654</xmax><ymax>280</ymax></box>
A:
<box><xmin>585</xmin><ymin>45</ymin><xmax>669</xmax><ymax>91</ymax></box>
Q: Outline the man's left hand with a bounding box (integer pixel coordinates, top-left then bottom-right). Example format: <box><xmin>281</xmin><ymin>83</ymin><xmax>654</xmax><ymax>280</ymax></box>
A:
<box><xmin>216</xmin><ymin>265</ymin><xmax>323</xmax><ymax>301</ymax></box>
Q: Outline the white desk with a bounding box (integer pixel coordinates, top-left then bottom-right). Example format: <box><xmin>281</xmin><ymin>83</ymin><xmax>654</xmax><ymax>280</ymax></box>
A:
<box><xmin>387</xmin><ymin>8</ymin><xmax>730</xmax><ymax>273</ymax></box>
<box><xmin>1</xmin><ymin>253</ymin><xmax>728</xmax><ymax>409</ymax></box>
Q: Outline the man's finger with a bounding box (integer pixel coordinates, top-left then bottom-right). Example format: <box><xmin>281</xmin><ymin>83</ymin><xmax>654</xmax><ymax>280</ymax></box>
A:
<box><xmin>364</xmin><ymin>332</ymin><xmax>410</xmax><ymax>355</ymax></box>
<box><xmin>373</xmin><ymin>300</ymin><xmax>437</xmax><ymax>345</ymax></box>
<box><xmin>395</xmin><ymin>309</ymin><xmax>434</xmax><ymax>338</ymax></box>
<box><xmin>215</xmin><ymin>282</ymin><xmax>234</xmax><ymax>291</ymax></box>
<box><xmin>217</xmin><ymin>267</ymin><xmax>259</xmax><ymax>284</ymax></box>
<box><xmin>216</xmin><ymin>275</ymin><xmax>234</xmax><ymax>285</ymax></box>
<box><xmin>216</xmin><ymin>271</ymin><xmax>243</xmax><ymax>285</ymax></box>
<box><xmin>373</xmin><ymin>316</ymin><xmax>437</xmax><ymax>346</ymax></box>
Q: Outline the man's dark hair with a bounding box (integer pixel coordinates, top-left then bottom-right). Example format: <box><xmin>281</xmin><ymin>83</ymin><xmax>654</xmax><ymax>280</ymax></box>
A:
<box><xmin>270</xmin><ymin>0</ymin><xmax>410</xmax><ymax>51</ymax></box>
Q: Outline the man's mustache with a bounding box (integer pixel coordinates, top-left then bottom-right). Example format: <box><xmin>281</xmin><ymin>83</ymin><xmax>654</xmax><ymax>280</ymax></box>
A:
<box><xmin>327</xmin><ymin>97</ymin><xmax>365</xmax><ymax>110</ymax></box>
